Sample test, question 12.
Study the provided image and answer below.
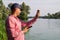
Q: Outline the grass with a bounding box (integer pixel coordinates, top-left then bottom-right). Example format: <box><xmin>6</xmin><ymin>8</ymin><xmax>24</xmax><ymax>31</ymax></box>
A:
<box><xmin>0</xmin><ymin>19</ymin><xmax>7</xmax><ymax>40</ymax></box>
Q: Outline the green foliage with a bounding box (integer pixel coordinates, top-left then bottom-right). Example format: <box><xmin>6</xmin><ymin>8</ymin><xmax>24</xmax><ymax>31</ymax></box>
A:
<box><xmin>0</xmin><ymin>0</ymin><xmax>10</xmax><ymax>40</ymax></box>
<box><xmin>8</xmin><ymin>3</ymin><xmax>13</xmax><ymax>9</ymax></box>
<box><xmin>0</xmin><ymin>20</ymin><xmax>7</xmax><ymax>40</ymax></box>
<box><xmin>0</xmin><ymin>0</ymin><xmax>10</xmax><ymax>20</ymax></box>
<box><xmin>46</xmin><ymin>12</ymin><xmax>60</xmax><ymax>19</ymax></box>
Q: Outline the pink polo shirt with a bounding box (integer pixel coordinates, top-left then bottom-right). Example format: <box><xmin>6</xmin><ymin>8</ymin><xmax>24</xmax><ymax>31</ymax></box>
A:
<box><xmin>5</xmin><ymin>15</ymin><xmax>37</xmax><ymax>40</ymax></box>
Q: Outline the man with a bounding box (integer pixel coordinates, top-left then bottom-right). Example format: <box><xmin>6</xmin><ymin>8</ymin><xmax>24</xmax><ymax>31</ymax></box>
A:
<box><xmin>5</xmin><ymin>3</ymin><xmax>40</xmax><ymax>40</ymax></box>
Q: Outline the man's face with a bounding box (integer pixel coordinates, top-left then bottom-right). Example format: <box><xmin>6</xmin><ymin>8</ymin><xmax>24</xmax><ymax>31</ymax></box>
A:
<box><xmin>15</xmin><ymin>8</ymin><xmax>21</xmax><ymax>16</ymax></box>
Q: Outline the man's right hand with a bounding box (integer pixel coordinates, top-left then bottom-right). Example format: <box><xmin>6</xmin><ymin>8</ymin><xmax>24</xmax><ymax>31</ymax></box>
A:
<box><xmin>35</xmin><ymin>10</ymin><xmax>40</xmax><ymax>18</ymax></box>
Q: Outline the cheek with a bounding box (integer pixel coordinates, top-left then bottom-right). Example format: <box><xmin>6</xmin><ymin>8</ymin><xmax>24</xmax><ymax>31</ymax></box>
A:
<box><xmin>16</xmin><ymin>10</ymin><xmax>20</xmax><ymax>13</ymax></box>
<box><xmin>16</xmin><ymin>9</ymin><xmax>21</xmax><ymax>15</ymax></box>
<box><xmin>18</xmin><ymin>11</ymin><xmax>21</xmax><ymax>15</ymax></box>
<box><xmin>18</xmin><ymin>9</ymin><xmax>21</xmax><ymax>13</ymax></box>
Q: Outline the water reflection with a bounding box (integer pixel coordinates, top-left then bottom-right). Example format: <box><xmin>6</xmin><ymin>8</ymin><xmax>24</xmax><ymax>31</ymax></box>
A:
<box><xmin>25</xmin><ymin>19</ymin><xmax>60</xmax><ymax>40</ymax></box>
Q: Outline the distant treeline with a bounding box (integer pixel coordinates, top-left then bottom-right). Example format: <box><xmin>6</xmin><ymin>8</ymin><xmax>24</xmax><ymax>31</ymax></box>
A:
<box><xmin>28</xmin><ymin>11</ymin><xmax>60</xmax><ymax>19</ymax></box>
<box><xmin>28</xmin><ymin>16</ymin><xmax>46</xmax><ymax>19</ymax></box>
<box><xmin>44</xmin><ymin>12</ymin><xmax>60</xmax><ymax>19</ymax></box>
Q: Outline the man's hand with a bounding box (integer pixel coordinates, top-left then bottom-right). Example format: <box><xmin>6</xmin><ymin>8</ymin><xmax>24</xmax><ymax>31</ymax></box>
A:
<box><xmin>35</xmin><ymin>10</ymin><xmax>40</xmax><ymax>18</ymax></box>
<box><xmin>23</xmin><ymin>27</ymin><xmax>29</xmax><ymax>33</ymax></box>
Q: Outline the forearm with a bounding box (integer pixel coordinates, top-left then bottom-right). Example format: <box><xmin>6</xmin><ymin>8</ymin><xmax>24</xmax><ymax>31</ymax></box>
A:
<box><xmin>25</xmin><ymin>17</ymin><xmax>38</xmax><ymax>27</ymax></box>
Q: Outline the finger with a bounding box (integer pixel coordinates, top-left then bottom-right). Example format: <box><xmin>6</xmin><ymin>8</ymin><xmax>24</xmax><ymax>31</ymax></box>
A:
<box><xmin>25</xmin><ymin>27</ymin><xmax>28</xmax><ymax>29</ymax></box>
<box><xmin>37</xmin><ymin>10</ymin><xmax>40</xmax><ymax>13</ymax></box>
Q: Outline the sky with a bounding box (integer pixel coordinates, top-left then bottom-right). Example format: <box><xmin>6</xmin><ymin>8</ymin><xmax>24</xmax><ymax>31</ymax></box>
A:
<box><xmin>2</xmin><ymin>0</ymin><xmax>60</xmax><ymax>16</ymax></box>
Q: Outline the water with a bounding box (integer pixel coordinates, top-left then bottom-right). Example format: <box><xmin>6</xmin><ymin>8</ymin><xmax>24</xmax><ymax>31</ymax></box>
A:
<box><xmin>25</xmin><ymin>19</ymin><xmax>60</xmax><ymax>40</ymax></box>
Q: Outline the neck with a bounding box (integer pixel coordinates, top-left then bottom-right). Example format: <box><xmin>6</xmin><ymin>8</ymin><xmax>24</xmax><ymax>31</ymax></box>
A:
<box><xmin>11</xmin><ymin>12</ymin><xmax>17</xmax><ymax>17</ymax></box>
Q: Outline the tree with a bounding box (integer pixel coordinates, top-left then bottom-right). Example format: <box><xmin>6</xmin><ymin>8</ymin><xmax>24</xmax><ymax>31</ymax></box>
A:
<box><xmin>8</xmin><ymin>3</ymin><xmax>13</xmax><ymax>9</ymax></box>
<box><xmin>0</xmin><ymin>0</ymin><xmax>10</xmax><ymax>20</ymax></box>
<box><xmin>46</xmin><ymin>11</ymin><xmax>60</xmax><ymax>19</ymax></box>
<box><xmin>0</xmin><ymin>0</ymin><xmax>4</xmax><ymax>19</ymax></box>
<box><xmin>0</xmin><ymin>0</ymin><xmax>8</xmax><ymax>40</ymax></box>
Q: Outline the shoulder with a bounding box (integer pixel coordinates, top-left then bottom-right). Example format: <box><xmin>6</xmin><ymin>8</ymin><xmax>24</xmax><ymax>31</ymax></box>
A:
<box><xmin>6</xmin><ymin>15</ymin><xmax>15</xmax><ymax>22</ymax></box>
<box><xmin>9</xmin><ymin>15</ymin><xmax>14</xmax><ymax>19</ymax></box>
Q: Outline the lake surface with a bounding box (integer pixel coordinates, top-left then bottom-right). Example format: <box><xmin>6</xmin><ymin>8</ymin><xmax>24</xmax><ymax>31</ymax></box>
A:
<box><xmin>25</xmin><ymin>19</ymin><xmax>60</xmax><ymax>40</ymax></box>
